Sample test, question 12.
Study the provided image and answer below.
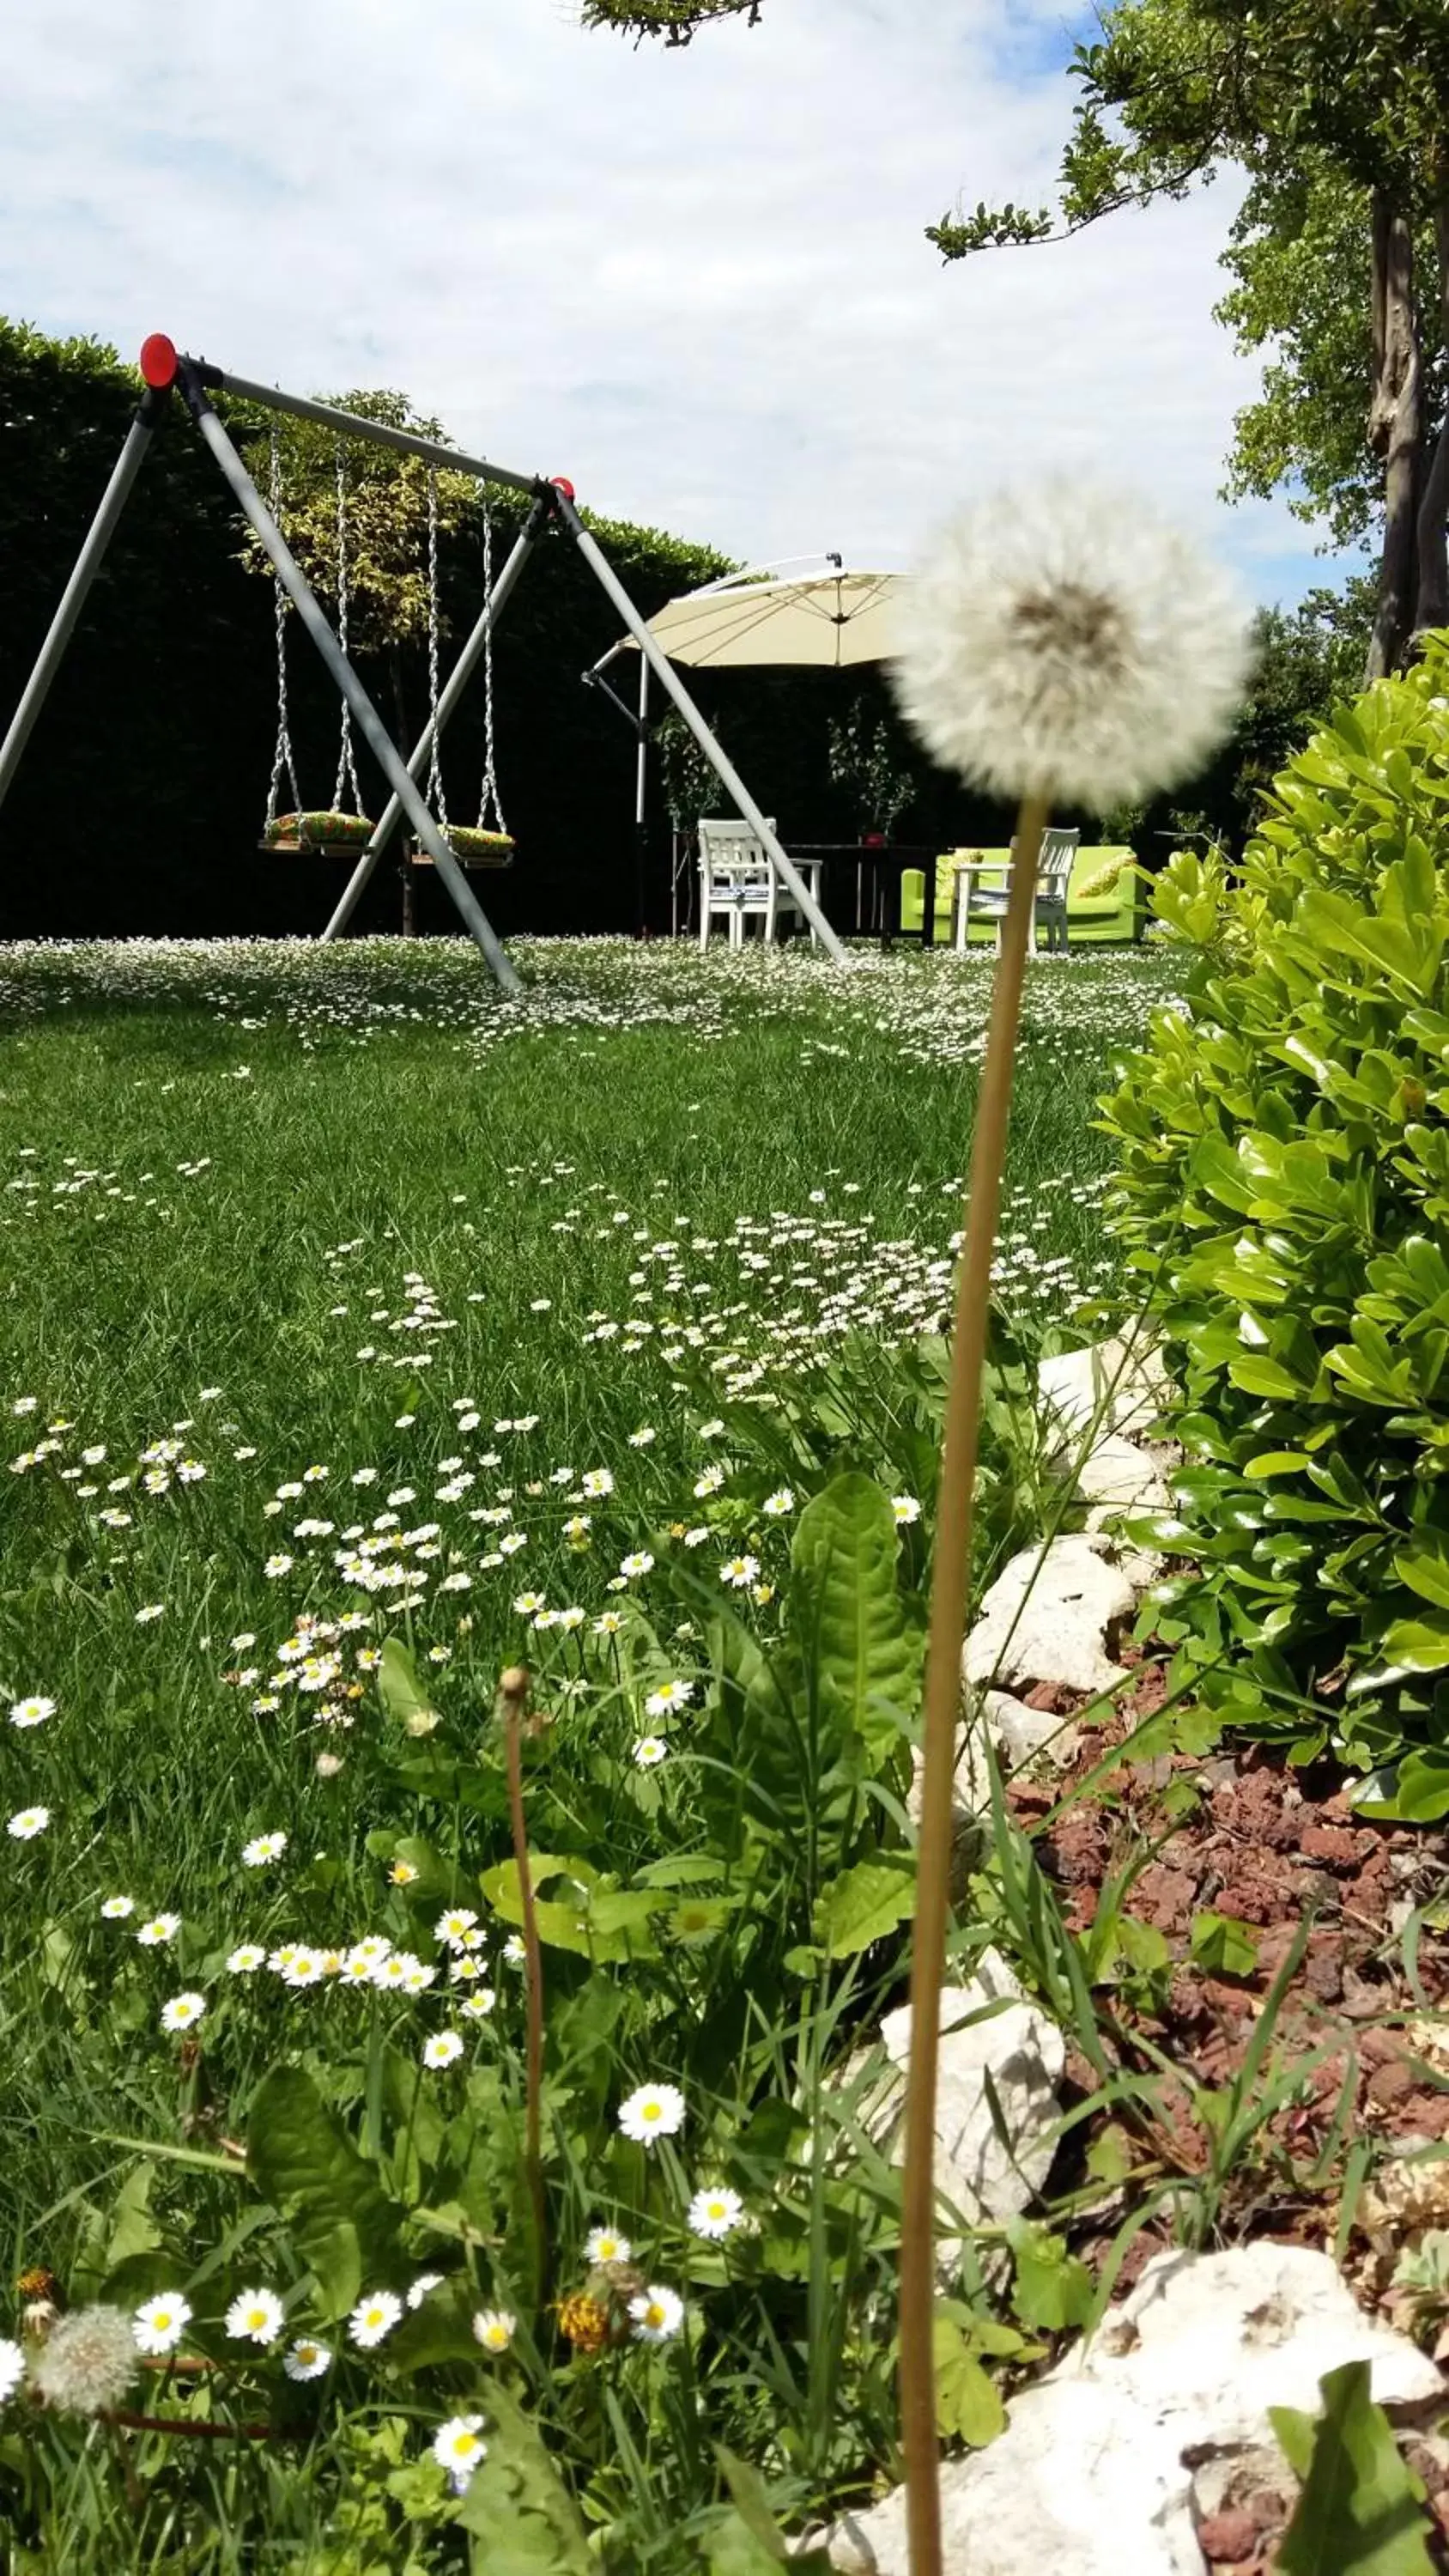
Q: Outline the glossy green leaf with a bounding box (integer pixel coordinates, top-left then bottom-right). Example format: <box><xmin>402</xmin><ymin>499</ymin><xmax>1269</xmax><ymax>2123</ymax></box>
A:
<box><xmin>811</xmin><ymin>1854</ymin><xmax>916</xmax><ymax>1958</ymax></box>
<box><xmin>791</xmin><ymin>1471</ymin><xmax>919</xmax><ymax>1767</ymax></box>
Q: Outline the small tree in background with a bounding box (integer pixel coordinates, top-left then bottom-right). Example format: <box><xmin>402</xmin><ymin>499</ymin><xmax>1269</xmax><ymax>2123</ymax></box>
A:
<box><xmin>237</xmin><ymin>390</ymin><xmax>476</xmax><ymax>753</ymax></box>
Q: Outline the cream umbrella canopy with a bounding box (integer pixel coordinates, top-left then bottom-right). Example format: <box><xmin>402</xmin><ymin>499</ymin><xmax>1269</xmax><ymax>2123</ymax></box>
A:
<box><xmin>632</xmin><ymin>559</ymin><xmax>906</xmax><ymax>670</ymax></box>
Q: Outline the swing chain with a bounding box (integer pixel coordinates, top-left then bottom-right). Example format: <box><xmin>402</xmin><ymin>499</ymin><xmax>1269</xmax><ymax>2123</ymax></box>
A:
<box><xmin>264</xmin><ymin>426</ymin><xmax>301</xmax><ymax>831</ymax></box>
<box><xmin>424</xmin><ymin>468</ymin><xmax>450</xmax><ymax>833</ymax></box>
<box><xmin>332</xmin><ymin>440</ymin><xmax>365</xmax><ymax>817</ymax></box>
<box><xmin>476</xmin><ymin>483</ymin><xmax>507</xmax><ymax>838</ymax></box>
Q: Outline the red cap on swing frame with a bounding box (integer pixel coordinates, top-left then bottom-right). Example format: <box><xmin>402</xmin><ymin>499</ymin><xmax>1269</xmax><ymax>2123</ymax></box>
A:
<box><xmin>139</xmin><ymin>334</ymin><xmax>179</xmax><ymax>390</ymax></box>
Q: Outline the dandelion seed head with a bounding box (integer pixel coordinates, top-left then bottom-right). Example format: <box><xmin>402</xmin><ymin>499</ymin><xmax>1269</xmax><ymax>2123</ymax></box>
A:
<box><xmin>892</xmin><ymin>480</ymin><xmax>1252</xmax><ymax>805</ymax></box>
<box><xmin>32</xmin><ymin>2305</ymin><xmax>136</xmax><ymax>2414</ymax></box>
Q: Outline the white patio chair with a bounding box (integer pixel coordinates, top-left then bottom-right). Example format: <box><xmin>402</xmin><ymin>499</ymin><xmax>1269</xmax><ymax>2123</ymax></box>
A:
<box><xmin>698</xmin><ymin>817</ymin><xmax>801</xmax><ymax>949</ymax></box>
<box><xmin>951</xmin><ymin>827</ymin><xmax>1080</xmax><ymax>957</ymax></box>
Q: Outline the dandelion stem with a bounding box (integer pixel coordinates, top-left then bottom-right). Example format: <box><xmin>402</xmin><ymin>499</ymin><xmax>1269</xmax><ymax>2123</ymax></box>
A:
<box><xmin>501</xmin><ymin>1663</ymin><xmax>547</xmax><ymax>2300</ymax></box>
<box><xmin>96</xmin><ymin>2407</ymin><xmax>288</xmax><ymax>2441</ymax></box>
<box><xmin>898</xmin><ymin>793</ymin><xmax>1048</xmax><ymax>2576</ymax></box>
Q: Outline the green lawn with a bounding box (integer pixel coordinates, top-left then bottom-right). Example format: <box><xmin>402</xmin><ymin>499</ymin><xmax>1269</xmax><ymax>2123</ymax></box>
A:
<box><xmin>0</xmin><ymin>935</ymin><xmax>1173</xmax><ymax>2571</ymax></box>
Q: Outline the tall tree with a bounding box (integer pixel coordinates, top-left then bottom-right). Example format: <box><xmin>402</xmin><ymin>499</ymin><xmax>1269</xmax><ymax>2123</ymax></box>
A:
<box><xmin>926</xmin><ymin>0</ymin><xmax>1449</xmax><ymax>677</ymax></box>
<box><xmin>579</xmin><ymin>0</ymin><xmax>758</xmax><ymax>36</ymax></box>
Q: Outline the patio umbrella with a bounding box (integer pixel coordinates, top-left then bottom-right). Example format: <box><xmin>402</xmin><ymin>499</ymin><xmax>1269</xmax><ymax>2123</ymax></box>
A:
<box><xmin>585</xmin><ymin>555</ymin><xmax>907</xmax><ymax>930</ymax></box>
<box><xmin>634</xmin><ymin>562</ymin><xmax>905</xmax><ymax>670</ymax></box>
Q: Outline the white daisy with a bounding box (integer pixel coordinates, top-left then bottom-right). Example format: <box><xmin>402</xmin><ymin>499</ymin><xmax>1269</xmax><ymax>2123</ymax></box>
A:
<box><xmin>644</xmin><ymin>1680</ymin><xmax>694</xmax><ymax>1717</ymax></box>
<box><xmin>161</xmin><ymin>1992</ymin><xmax>207</xmax><ymax>2033</ymax></box>
<box><xmin>282</xmin><ymin>2336</ymin><xmax>331</xmax><ymax>2381</ymax></box>
<box><xmin>629</xmin><ymin>2285</ymin><xmax>684</xmax><ymax>2344</ymax></box>
<box><xmin>461</xmin><ymin>1989</ymin><xmax>497</xmax><ymax>2020</ymax></box>
<box><xmin>406</xmin><ymin>2273</ymin><xmax>444</xmax><ymax>2310</ymax></box>
<box><xmin>9</xmin><ymin>1694</ymin><xmax>55</xmax><ymax>1728</ymax></box>
<box><xmin>348</xmin><ymin>2289</ymin><xmax>403</xmax><ymax>2349</ymax></box>
<box><xmin>136</xmin><ymin>1911</ymin><xmax>179</xmax><ymax>1946</ymax></box>
<box><xmin>133</xmin><ymin>2293</ymin><xmax>191</xmax><ymax>2355</ymax></box>
<box><xmin>100</xmin><ymin>1895</ymin><xmax>135</xmax><ymax>1920</ymax></box>
<box><xmin>761</xmin><ymin>1489</ymin><xmax>795</xmax><ymax>1518</ymax></box>
<box><xmin>633</xmin><ymin>1736</ymin><xmax>670</xmax><ymax>1769</ymax></box>
<box><xmin>719</xmin><ymin>1555</ymin><xmax>760</xmax><ymax>1589</ymax></box>
<box><xmin>241</xmin><ymin>1831</ymin><xmax>288</xmax><ymax>1868</ymax></box>
<box><xmin>585</xmin><ymin>2227</ymin><xmax>631</xmax><ymax>2265</ymax></box>
<box><xmin>7</xmin><ymin>1807</ymin><xmax>49</xmax><ymax>1840</ymax></box>
<box><xmin>224</xmin><ymin>2287</ymin><xmax>285</xmax><ymax>2346</ymax></box>
<box><xmin>617</xmin><ymin>2081</ymin><xmax>685</xmax><ymax>2146</ymax></box>
<box><xmin>891</xmin><ymin>1495</ymin><xmax>921</xmax><ymax>1526</ymax></box>
<box><xmin>227</xmin><ymin>1943</ymin><xmax>266</xmax><ymax>1975</ymax></box>
<box><xmin>434</xmin><ymin>1906</ymin><xmax>479</xmax><ymax>1950</ymax></box>
<box><xmin>472</xmin><ymin>2306</ymin><xmax>516</xmax><ymax>2354</ymax></box>
<box><xmin>432</xmin><ymin>2412</ymin><xmax>488</xmax><ymax>2493</ymax></box>
<box><xmin>687</xmin><ymin>2185</ymin><xmax>744</xmax><ymax>2240</ymax></box>
<box><xmin>422</xmin><ymin>2031</ymin><xmax>464</xmax><ymax>2069</ymax></box>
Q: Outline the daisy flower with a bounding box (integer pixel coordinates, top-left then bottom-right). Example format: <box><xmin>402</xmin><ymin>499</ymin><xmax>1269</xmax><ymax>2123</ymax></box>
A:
<box><xmin>161</xmin><ymin>1992</ymin><xmax>207</xmax><ymax>2033</ymax></box>
<box><xmin>593</xmin><ymin>1609</ymin><xmax>626</xmax><ymax>1637</ymax></box>
<box><xmin>585</xmin><ymin>2227</ymin><xmax>631</xmax><ymax>2265</ymax></box>
<box><xmin>687</xmin><ymin>2185</ymin><xmax>744</xmax><ymax>2240</ymax></box>
<box><xmin>719</xmin><ymin>1556</ymin><xmax>760</xmax><ymax>1589</ymax></box>
<box><xmin>279</xmin><ymin>1948</ymin><xmax>325</xmax><ymax>1988</ymax></box>
<box><xmin>891</xmin><ymin>1495</ymin><xmax>921</xmax><ymax>1526</ymax></box>
<box><xmin>461</xmin><ymin>1989</ymin><xmax>497</xmax><ymax>2020</ymax></box>
<box><xmin>761</xmin><ymin>1489</ymin><xmax>795</xmax><ymax>1518</ymax></box>
<box><xmin>406</xmin><ymin>2274</ymin><xmax>444</xmax><ymax>2310</ymax></box>
<box><xmin>9</xmin><ymin>1694</ymin><xmax>55</xmax><ymax>1728</ymax></box>
<box><xmin>136</xmin><ymin>1911</ymin><xmax>179</xmax><ymax>1946</ymax></box>
<box><xmin>100</xmin><ymin>1895</ymin><xmax>135</xmax><ymax>1920</ymax></box>
<box><xmin>8</xmin><ymin>1807</ymin><xmax>49</xmax><ymax>1840</ymax></box>
<box><xmin>432</xmin><ymin>2413</ymin><xmax>488</xmax><ymax>2493</ymax></box>
<box><xmin>225</xmin><ymin>2287</ymin><xmax>285</xmax><ymax>2345</ymax></box>
<box><xmin>617</xmin><ymin>2081</ymin><xmax>685</xmax><ymax>2146</ymax></box>
<box><xmin>629</xmin><ymin>2285</ymin><xmax>684</xmax><ymax>2343</ymax></box>
<box><xmin>349</xmin><ymin>2289</ymin><xmax>403</xmax><ymax>2350</ymax></box>
<box><xmin>644</xmin><ymin>1680</ymin><xmax>693</xmax><ymax>1717</ymax></box>
<box><xmin>434</xmin><ymin>1907</ymin><xmax>479</xmax><ymax>1950</ymax></box>
<box><xmin>241</xmin><ymin>1831</ymin><xmax>288</xmax><ymax>1868</ymax></box>
<box><xmin>388</xmin><ymin>1858</ymin><xmax>419</xmax><ymax>1886</ymax></box>
<box><xmin>133</xmin><ymin>2293</ymin><xmax>191</xmax><ymax>2355</ymax></box>
<box><xmin>422</xmin><ymin>2032</ymin><xmax>464</xmax><ymax>2069</ymax></box>
<box><xmin>581</xmin><ymin>1468</ymin><xmax>614</xmax><ymax>1498</ymax></box>
<box><xmin>633</xmin><ymin>1736</ymin><xmax>670</xmax><ymax>1769</ymax></box>
<box><xmin>283</xmin><ymin>2336</ymin><xmax>331</xmax><ymax>2381</ymax></box>
<box><xmin>472</xmin><ymin>2307</ymin><xmax>516</xmax><ymax>2354</ymax></box>
<box><xmin>227</xmin><ymin>1943</ymin><xmax>265</xmax><ymax>1975</ymax></box>
<box><xmin>620</xmin><ymin>1552</ymin><xmax>654</xmax><ymax>1580</ymax></box>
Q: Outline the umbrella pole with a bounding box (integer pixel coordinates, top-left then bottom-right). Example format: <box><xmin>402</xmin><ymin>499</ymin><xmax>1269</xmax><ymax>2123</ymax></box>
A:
<box><xmin>634</xmin><ymin>655</ymin><xmax>649</xmax><ymax>939</ymax></box>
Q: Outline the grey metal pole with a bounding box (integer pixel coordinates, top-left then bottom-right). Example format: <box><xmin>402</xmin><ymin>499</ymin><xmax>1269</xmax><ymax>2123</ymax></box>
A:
<box><xmin>0</xmin><ymin>388</ymin><xmax>167</xmax><ymax>816</ymax></box>
<box><xmin>185</xmin><ymin>362</ymin><xmax>540</xmax><ymax>496</ymax></box>
<box><xmin>179</xmin><ymin>366</ymin><xmax>520</xmax><ymax>994</ymax></box>
<box><xmin>322</xmin><ymin>498</ymin><xmax>546</xmax><ymax>940</ymax></box>
<box><xmin>634</xmin><ymin>653</ymin><xmax>649</xmax><ymax>938</ymax></box>
<box><xmin>555</xmin><ymin>493</ymin><xmax>848</xmax><ymax>966</ymax></box>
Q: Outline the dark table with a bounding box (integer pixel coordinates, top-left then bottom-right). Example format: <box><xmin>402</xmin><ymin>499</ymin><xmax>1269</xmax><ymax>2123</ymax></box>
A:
<box><xmin>785</xmin><ymin>843</ymin><xmax>943</xmax><ymax>949</ymax></box>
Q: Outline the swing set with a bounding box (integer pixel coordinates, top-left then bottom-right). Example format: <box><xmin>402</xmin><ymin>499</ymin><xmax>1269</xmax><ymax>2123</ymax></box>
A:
<box><xmin>0</xmin><ymin>335</ymin><xmax>846</xmax><ymax>990</ymax></box>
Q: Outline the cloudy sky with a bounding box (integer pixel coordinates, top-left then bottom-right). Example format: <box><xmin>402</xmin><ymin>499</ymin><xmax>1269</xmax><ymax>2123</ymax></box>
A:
<box><xmin>3</xmin><ymin>0</ymin><xmax>1349</xmax><ymax>607</ymax></box>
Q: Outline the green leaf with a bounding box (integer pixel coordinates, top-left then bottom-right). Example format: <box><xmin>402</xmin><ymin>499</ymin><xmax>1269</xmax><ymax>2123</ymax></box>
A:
<box><xmin>246</xmin><ymin>2064</ymin><xmax>402</xmax><ymax>2324</ymax></box>
<box><xmin>376</xmin><ymin>1637</ymin><xmax>441</xmax><ymax>1731</ymax></box>
<box><xmin>1379</xmin><ymin>1613</ymin><xmax>1449</xmax><ymax>1674</ymax></box>
<box><xmin>1393</xmin><ymin>1536</ymin><xmax>1449</xmax><ymax>1612</ymax></box>
<box><xmin>102</xmin><ymin>2160</ymin><xmax>161</xmax><ymax>2280</ymax></box>
<box><xmin>1273</xmin><ymin>2358</ymin><xmax>1436</xmax><ymax>2573</ymax></box>
<box><xmin>1190</xmin><ymin>1911</ymin><xmax>1261</xmax><ymax>1977</ymax></box>
<box><xmin>811</xmin><ymin>1853</ymin><xmax>916</xmax><ymax>1959</ymax></box>
<box><xmin>1007</xmin><ymin>2221</ymin><xmax>1094</xmax><ymax>2334</ymax></box>
<box><xmin>791</xmin><ymin>1472</ymin><xmax>919</xmax><ymax>1768</ymax></box>
<box><xmin>452</xmin><ymin>2383</ymin><xmax>590</xmax><ymax>2573</ymax></box>
<box><xmin>933</xmin><ymin>2315</ymin><xmax>1008</xmax><ymax>2446</ymax></box>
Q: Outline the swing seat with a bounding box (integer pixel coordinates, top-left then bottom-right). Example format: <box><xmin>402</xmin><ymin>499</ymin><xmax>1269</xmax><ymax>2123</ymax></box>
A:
<box><xmin>263</xmin><ymin>810</ymin><xmax>376</xmax><ymax>855</ymax></box>
<box><xmin>411</xmin><ymin>824</ymin><xmax>515</xmax><ymax>870</ymax></box>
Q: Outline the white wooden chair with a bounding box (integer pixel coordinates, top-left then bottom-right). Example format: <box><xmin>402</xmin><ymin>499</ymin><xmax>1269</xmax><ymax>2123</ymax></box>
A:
<box><xmin>698</xmin><ymin>817</ymin><xmax>802</xmax><ymax>948</ymax></box>
<box><xmin>951</xmin><ymin>828</ymin><xmax>1081</xmax><ymax>957</ymax></box>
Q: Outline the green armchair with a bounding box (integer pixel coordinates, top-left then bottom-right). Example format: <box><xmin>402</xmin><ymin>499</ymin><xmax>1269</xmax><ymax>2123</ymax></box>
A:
<box><xmin>900</xmin><ymin>844</ymin><xmax>1143</xmax><ymax>947</ymax></box>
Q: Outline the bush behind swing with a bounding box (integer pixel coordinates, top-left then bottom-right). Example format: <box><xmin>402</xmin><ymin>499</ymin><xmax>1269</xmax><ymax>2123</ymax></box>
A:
<box><xmin>1101</xmin><ymin>636</ymin><xmax>1449</xmax><ymax>1808</ymax></box>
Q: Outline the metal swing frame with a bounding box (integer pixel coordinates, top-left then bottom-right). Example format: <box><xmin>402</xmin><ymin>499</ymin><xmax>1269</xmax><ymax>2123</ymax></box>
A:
<box><xmin>0</xmin><ymin>335</ymin><xmax>848</xmax><ymax>991</ymax></box>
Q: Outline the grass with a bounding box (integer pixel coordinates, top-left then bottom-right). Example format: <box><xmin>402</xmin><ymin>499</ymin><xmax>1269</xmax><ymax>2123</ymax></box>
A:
<box><xmin>0</xmin><ymin>933</ymin><xmax>1180</xmax><ymax>2570</ymax></box>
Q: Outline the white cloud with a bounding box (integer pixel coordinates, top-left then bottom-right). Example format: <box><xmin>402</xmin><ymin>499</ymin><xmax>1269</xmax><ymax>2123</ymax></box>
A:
<box><xmin>0</xmin><ymin>0</ymin><xmax>1348</xmax><ymax>604</ymax></box>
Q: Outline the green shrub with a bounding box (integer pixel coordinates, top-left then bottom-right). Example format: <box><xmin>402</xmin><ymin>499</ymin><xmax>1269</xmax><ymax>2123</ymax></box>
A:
<box><xmin>1100</xmin><ymin>636</ymin><xmax>1449</xmax><ymax>1803</ymax></box>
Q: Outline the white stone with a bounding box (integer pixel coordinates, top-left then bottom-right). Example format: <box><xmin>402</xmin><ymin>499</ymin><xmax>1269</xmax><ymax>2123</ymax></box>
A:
<box><xmin>964</xmin><ymin>1533</ymin><xmax>1135</xmax><ymax>1698</ymax></box>
<box><xmin>822</xmin><ymin>2243</ymin><xmax>1444</xmax><ymax>2575</ymax></box>
<box><xmin>982</xmin><ymin>1685</ymin><xmax>1079</xmax><ymax>1773</ymax></box>
<box><xmin>1076</xmin><ymin>1431</ymin><xmax>1173</xmax><ymax>1524</ymax></box>
<box><xmin>858</xmin><ymin>1949</ymin><xmax>1064</xmax><ymax>2260</ymax></box>
<box><xmin>1038</xmin><ymin>1336</ymin><xmax>1173</xmax><ymax>1443</ymax></box>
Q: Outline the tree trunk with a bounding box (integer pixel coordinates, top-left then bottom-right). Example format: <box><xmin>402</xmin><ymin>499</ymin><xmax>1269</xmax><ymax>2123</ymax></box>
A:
<box><xmin>1367</xmin><ymin>194</ymin><xmax>1424</xmax><ymax>679</ymax></box>
<box><xmin>1412</xmin><ymin>172</ymin><xmax>1449</xmax><ymax>647</ymax></box>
